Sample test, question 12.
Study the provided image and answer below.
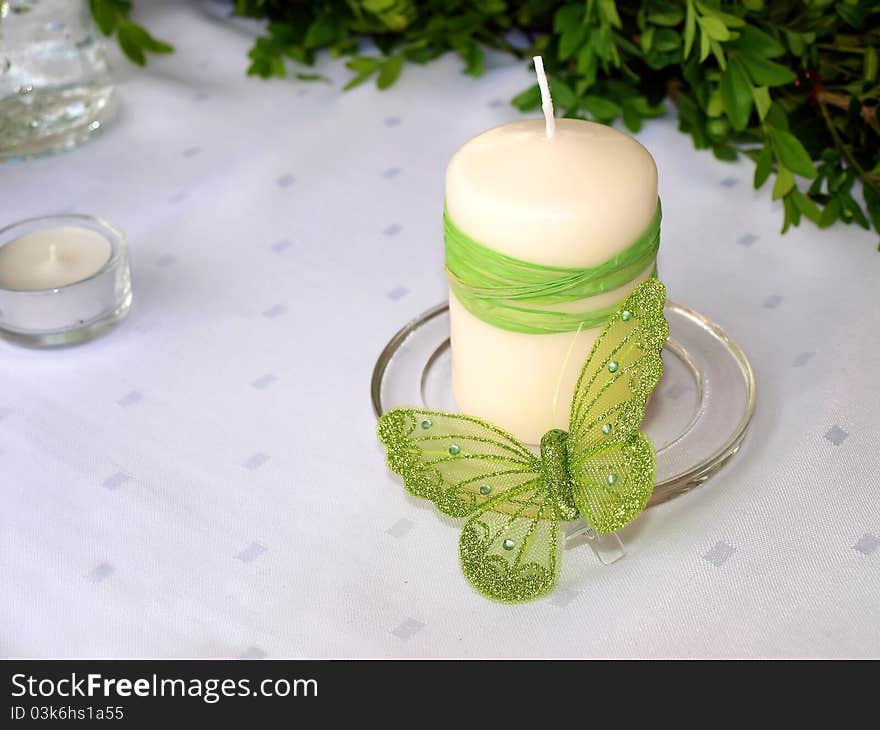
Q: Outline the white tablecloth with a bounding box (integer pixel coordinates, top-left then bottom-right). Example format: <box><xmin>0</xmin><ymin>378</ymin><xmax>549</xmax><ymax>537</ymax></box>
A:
<box><xmin>3</xmin><ymin>0</ymin><xmax>878</xmax><ymax>659</ymax></box>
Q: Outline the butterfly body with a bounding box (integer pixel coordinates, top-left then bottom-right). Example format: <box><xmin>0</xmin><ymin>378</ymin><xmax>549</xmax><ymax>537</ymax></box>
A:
<box><xmin>378</xmin><ymin>279</ymin><xmax>669</xmax><ymax>602</ymax></box>
<box><xmin>539</xmin><ymin>429</ymin><xmax>579</xmax><ymax>521</ymax></box>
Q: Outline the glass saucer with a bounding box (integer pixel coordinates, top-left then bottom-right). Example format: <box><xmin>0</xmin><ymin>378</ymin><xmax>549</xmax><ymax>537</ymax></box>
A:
<box><xmin>372</xmin><ymin>299</ymin><xmax>755</xmax><ymax>516</ymax></box>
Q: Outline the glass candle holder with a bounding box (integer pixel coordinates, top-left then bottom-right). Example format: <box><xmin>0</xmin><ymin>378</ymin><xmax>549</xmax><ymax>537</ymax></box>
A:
<box><xmin>0</xmin><ymin>214</ymin><xmax>132</xmax><ymax>347</ymax></box>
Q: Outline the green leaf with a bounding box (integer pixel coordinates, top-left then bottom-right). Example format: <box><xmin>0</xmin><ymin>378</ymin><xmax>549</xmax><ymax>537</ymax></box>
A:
<box><xmin>377</xmin><ymin>56</ymin><xmax>403</xmax><ymax>89</ymax></box>
<box><xmin>559</xmin><ymin>23</ymin><xmax>587</xmax><ymax>60</ymax></box>
<box><xmin>836</xmin><ymin>3</ymin><xmax>866</xmax><ymax>29</ymax></box>
<box><xmin>363</xmin><ymin>0</ymin><xmax>396</xmax><ymax>12</ymax></box>
<box><xmin>769</xmin><ymin>128</ymin><xmax>817</xmax><ymax>179</ymax></box>
<box><xmin>713</xmin><ymin>10</ymin><xmax>745</xmax><ymax>29</ymax></box>
<box><xmin>707</xmin><ymin>89</ymin><xmax>723</xmax><ymax>117</ymax></box>
<box><xmin>622</xmin><ymin>102</ymin><xmax>642</xmax><ymax>132</ymax></box>
<box><xmin>343</xmin><ymin>58</ymin><xmax>380</xmax><ymax>90</ymax></box>
<box><xmin>295</xmin><ymin>73</ymin><xmax>331</xmax><ymax>83</ymax></box>
<box><xmin>713</xmin><ymin>143</ymin><xmax>737</xmax><ymax>161</ymax></box>
<box><xmin>346</xmin><ymin>57</ymin><xmax>381</xmax><ymax>74</ymax></box>
<box><xmin>865</xmin><ymin>46</ymin><xmax>878</xmax><ymax>83</ymax></box>
<box><xmin>270</xmin><ymin>56</ymin><xmax>285</xmax><ymax>77</ymax></box>
<box><xmin>117</xmin><ymin>22</ymin><xmax>146</xmax><ymax>65</ymax></box>
<box><xmin>551</xmin><ymin>79</ymin><xmax>577</xmax><ymax>109</ymax></box>
<box><xmin>842</xmin><ymin>193</ymin><xmax>870</xmax><ymax>229</ymax></box>
<box><xmin>598</xmin><ymin>0</ymin><xmax>622</xmax><ymax>29</ymax></box>
<box><xmin>734</xmin><ymin>26</ymin><xmax>785</xmax><ymax>59</ymax></box>
<box><xmin>654</xmin><ymin>28</ymin><xmax>682</xmax><ymax>53</ymax></box>
<box><xmin>282</xmin><ymin>46</ymin><xmax>309</xmax><ymax>64</ymax></box>
<box><xmin>784</xmin><ymin>30</ymin><xmax>806</xmax><ymax>57</ymax></box>
<box><xmin>584</xmin><ymin>94</ymin><xmax>620</xmax><ymax>119</ymax></box>
<box><xmin>864</xmin><ymin>185</ymin><xmax>880</xmax><ymax>232</ymax></box>
<box><xmin>720</xmin><ymin>57</ymin><xmax>753</xmax><ymax>131</ymax></box>
<box><xmin>511</xmin><ymin>84</ymin><xmax>541</xmax><ymax>112</ymax></box>
<box><xmin>576</xmin><ymin>44</ymin><xmax>597</xmax><ymax>85</ymax></box>
<box><xmin>459</xmin><ymin>43</ymin><xmax>483</xmax><ymax>77</ymax></box>
<box><xmin>765</xmin><ymin>103</ymin><xmax>789</xmax><ymax>131</ymax></box>
<box><xmin>343</xmin><ymin>71</ymin><xmax>376</xmax><ymax>90</ymax></box>
<box><xmin>782</xmin><ymin>195</ymin><xmax>800</xmax><ymax>233</ymax></box>
<box><xmin>246</xmin><ymin>58</ymin><xmax>269</xmax><ymax>78</ymax></box>
<box><xmin>710</xmin><ymin>38</ymin><xmax>726</xmax><ymax>69</ymax></box>
<box><xmin>553</xmin><ymin>4</ymin><xmax>583</xmax><ymax>34</ymax></box>
<box><xmin>90</xmin><ymin>0</ymin><xmax>118</xmax><ymax>35</ymax></box>
<box><xmin>706</xmin><ymin>117</ymin><xmax>729</xmax><ymax>138</ymax></box>
<box><xmin>737</xmin><ymin>54</ymin><xmax>795</xmax><ymax>87</ymax></box>
<box><xmin>772</xmin><ymin>167</ymin><xmax>794</xmax><ymax>199</ymax></box>
<box><xmin>304</xmin><ymin>14</ymin><xmax>338</xmax><ymax>49</ymax></box>
<box><xmin>699</xmin><ymin>25</ymin><xmax>711</xmax><ymax>62</ymax></box>
<box><xmin>140</xmin><ymin>31</ymin><xmax>172</xmax><ymax>54</ymax></box>
<box><xmin>404</xmin><ymin>45</ymin><xmax>432</xmax><ymax>64</ymax></box>
<box><xmin>479</xmin><ymin>0</ymin><xmax>507</xmax><ymax>13</ymax></box>
<box><xmin>754</xmin><ymin>146</ymin><xmax>772</xmax><ymax>188</ymax></box>
<box><xmin>684</xmin><ymin>1</ymin><xmax>696</xmax><ymax>58</ymax></box>
<box><xmin>792</xmin><ymin>190</ymin><xmax>821</xmax><ymax>223</ymax></box>
<box><xmin>697</xmin><ymin>16</ymin><xmax>730</xmax><ymax>42</ymax></box>
<box><xmin>753</xmin><ymin>85</ymin><xmax>771</xmax><ymax>120</ymax></box>
<box><xmin>648</xmin><ymin>8</ymin><xmax>684</xmax><ymax>26</ymax></box>
<box><xmin>116</xmin><ymin>20</ymin><xmax>173</xmax><ymax>62</ymax></box>
<box><xmin>818</xmin><ymin>197</ymin><xmax>841</xmax><ymax>228</ymax></box>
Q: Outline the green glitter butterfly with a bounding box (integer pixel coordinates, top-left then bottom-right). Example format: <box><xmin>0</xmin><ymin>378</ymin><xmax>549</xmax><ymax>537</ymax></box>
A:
<box><xmin>377</xmin><ymin>279</ymin><xmax>669</xmax><ymax>603</ymax></box>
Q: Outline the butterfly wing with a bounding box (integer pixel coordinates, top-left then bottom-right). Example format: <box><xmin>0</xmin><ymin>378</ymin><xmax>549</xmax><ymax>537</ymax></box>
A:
<box><xmin>459</xmin><ymin>480</ymin><xmax>562</xmax><ymax>602</ymax></box>
<box><xmin>377</xmin><ymin>408</ymin><xmax>541</xmax><ymax>518</ymax></box>
<box><xmin>566</xmin><ymin>279</ymin><xmax>668</xmax><ymax>533</ymax></box>
<box><xmin>567</xmin><ymin>432</ymin><xmax>656</xmax><ymax>534</ymax></box>
<box><xmin>378</xmin><ymin>408</ymin><xmax>561</xmax><ymax>601</ymax></box>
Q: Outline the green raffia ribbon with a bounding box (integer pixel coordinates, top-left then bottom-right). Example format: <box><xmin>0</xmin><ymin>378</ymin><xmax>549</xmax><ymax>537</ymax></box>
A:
<box><xmin>377</xmin><ymin>279</ymin><xmax>669</xmax><ymax>603</ymax></box>
<box><xmin>445</xmin><ymin>200</ymin><xmax>661</xmax><ymax>334</ymax></box>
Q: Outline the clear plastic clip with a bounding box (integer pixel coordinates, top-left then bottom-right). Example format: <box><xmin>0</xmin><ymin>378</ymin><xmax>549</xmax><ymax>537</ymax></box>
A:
<box><xmin>564</xmin><ymin>519</ymin><xmax>626</xmax><ymax>565</ymax></box>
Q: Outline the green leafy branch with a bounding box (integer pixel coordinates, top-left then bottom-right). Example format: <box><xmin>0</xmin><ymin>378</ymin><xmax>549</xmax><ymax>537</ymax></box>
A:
<box><xmin>89</xmin><ymin>0</ymin><xmax>173</xmax><ymax>66</ymax></box>
<box><xmin>94</xmin><ymin>1</ymin><xmax>880</xmax><ymax>247</ymax></box>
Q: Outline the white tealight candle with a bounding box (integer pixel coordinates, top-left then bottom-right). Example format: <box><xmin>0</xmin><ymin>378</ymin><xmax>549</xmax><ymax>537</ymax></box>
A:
<box><xmin>445</xmin><ymin>58</ymin><xmax>659</xmax><ymax>444</ymax></box>
<box><xmin>0</xmin><ymin>226</ymin><xmax>112</xmax><ymax>290</ymax></box>
<box><xmin>0</xmin><ymin>215</ymin><xmax>132</xmax><ymax>347</ymax></box>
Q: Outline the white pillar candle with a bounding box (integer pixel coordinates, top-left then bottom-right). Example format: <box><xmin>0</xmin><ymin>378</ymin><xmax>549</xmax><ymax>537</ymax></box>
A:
<box><xmin>0</xmin><ymin>226</ymin><xmax>112</xmax><ymax>290</ymax></box>
<box><xmin>445</xmin><ymin>61</ymin><xmax>658</xmax><ymax>444</ymax></box>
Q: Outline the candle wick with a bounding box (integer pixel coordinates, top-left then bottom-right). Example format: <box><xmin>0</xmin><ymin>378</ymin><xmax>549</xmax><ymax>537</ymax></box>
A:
<box><xmin>533</xmin><ymin>55</ymin><xmax>555</xmax><ymax>139</ymax></box>
<box><xmin>48</xmin><ymin>243</ymin><xmax>59</xmax><ymax>262</ymax></box>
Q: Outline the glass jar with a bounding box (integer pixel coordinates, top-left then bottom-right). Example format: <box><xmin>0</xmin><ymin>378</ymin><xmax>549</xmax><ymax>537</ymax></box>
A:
<box><xmin>0</xmin><ymin>0</ymin><xmax>114</xmax><ymax>160</ymax></box>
